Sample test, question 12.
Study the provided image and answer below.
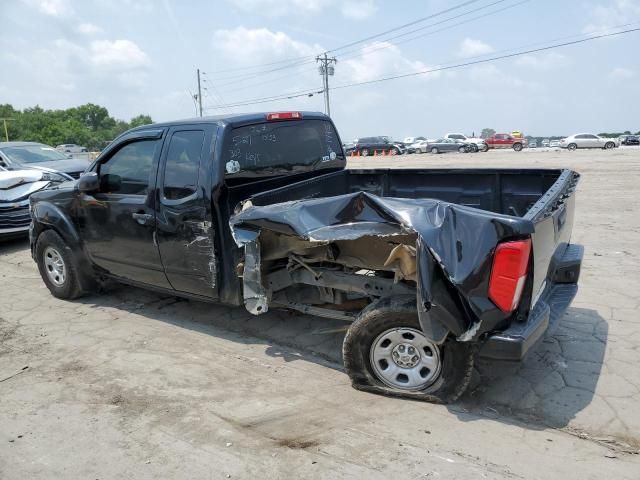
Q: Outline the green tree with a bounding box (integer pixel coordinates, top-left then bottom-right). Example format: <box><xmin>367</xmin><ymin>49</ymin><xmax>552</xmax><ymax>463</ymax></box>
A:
<box><xmin>0</xmin><ymin>103</ymin><xmax>153</xmax><ymax>151</ymax></box>
<box><xmin>129</xmin><ymin>114</ymin><xmax>153</xmax><ymax>128</ymax></box>
<box><xmin>480</xmin><ymin>128</ymin><xmax>496</xmax><ymax>139</ymax></box>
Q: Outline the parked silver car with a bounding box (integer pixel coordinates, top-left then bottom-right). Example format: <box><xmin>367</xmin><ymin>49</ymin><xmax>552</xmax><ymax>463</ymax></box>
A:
<box><xmin>560</xmin><ymin>134</ymin><xmax>618</xmax><ymax>150</ymax></box>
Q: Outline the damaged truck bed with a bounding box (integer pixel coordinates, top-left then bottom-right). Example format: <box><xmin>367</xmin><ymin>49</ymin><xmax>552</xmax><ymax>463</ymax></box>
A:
<box><xmin>29</xmin><ymin>112</ymin><xmax>583</xmax><ymax>403</ymax></box>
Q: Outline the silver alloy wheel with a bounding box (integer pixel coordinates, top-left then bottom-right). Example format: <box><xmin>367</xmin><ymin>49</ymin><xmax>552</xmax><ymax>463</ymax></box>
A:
<box><xmin>44</xmin><ymin>246</ymin><xmax>66</xmax><ymax>287</ymax></box>
<box><xmin>431</xmin><ymin>147</ymin><xmax>438</xmax><ymax>154</ymax></box>
<box><xmin>370</xmin><ymin>327</ymin><xmax>442</xmax><ymax>390</ymax></box>
<box><xmin>361</xmin><ymin>148</ymin><xmax>369</xmax><ymax>156</ymax></box>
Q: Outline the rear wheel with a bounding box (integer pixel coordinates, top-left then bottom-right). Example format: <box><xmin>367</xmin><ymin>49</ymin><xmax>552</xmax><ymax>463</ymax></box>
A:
<box><xmin>360</xmin><ymin>148</ymin><xmax>369</xmax><ymax>157</ymax></box>
<box><xmin>458</xmin><ymin>146</ymin><xmax>466</xmax><ymax>153</ymax></box>
<box><xmin>470</xmin><ymin>144</ymin><xmax>479</xmax><ymax>153</ymax></box>
<box><xmin>513</xmin><ymin>143</ymin><xmax>523</xmax><ymax>152</ymax></box>
<box><xmin>36</xmin><ymin>230</ymin><xmax>84</xmax><ymax>299</ymax></box>
<box><xmin>389</xmin><ymin>147</ymin><xmax>399</xmax><ymax>156</ymax></box>
<box><xmin>431</xmin><ymin>147</ymin><xmax>439</xmax><ymax>154</ymax></box>
<box><xmin>567</xmin><ymin>143</ymin><xmax>577</xmax><ymax>151</ymax></box>
<box><xmin>343</xmin><ymin>297</ymin><xmax>474</xmax><ymax>403</ymax></box>
<box><xmin>481</xmin><ymin>144</ymin><xmax>489</xmax><ymax>152</ymax></box>
<box><xmin>604</xmin><ymin>142</ymin><xmax>615</xmax><ymax>149</ymax></box>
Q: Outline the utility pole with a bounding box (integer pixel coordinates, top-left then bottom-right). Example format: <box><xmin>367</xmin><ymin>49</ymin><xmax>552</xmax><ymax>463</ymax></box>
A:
<box><xmin>196</xmin><ymin>68</ymin><xmax>203</xmax><ymax>117</ymax></box>
<box><xmin>316</xmin><ymin>53</ymin><xmax>337</xmax><ymax>116</ymax></box>
<box><xmin>0</xmin><ymin>118</ymin><xmax>14</xmax><ymax>142</ymax></box>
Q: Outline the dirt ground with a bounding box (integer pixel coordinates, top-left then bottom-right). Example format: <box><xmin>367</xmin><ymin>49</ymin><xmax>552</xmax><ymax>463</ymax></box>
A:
<box><xmin>1</xmin><ymin>147</ymin><xmax>639</xmax><ymax>479</ymax></box>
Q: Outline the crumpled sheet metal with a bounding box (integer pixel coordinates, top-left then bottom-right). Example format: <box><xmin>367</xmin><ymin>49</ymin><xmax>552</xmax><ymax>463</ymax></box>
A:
<box><xmin>230</xmin><ymin>191</ymin><xmax>534</xmax><ymax>341</ymax></box>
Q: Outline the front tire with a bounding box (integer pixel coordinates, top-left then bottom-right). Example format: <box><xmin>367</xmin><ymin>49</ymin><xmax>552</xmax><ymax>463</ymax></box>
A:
<box><xmin>431</xmin><ymin>147</ymin><xmax>439</xmax><ymax>154</ymax></box>
<box><xmin>604</xmin><ymin>142</ymin><xmax>615</xmax><ymax>149</ymax></box>
<box><xmin>343</xmin><ymin>297</ymin><xmax>474</xmax><ymax>403</ymax></box>
<box><xmin>567</xmin><ymin>143</ymin><xmax>577</xmax><ymax>151</ymax></box>
<box><xmin>458</xmin><ymin>146</ymin><xmax>467</xmax><ymax>153</ymax></box>
<box><xmin>360</xmin><ymin>148</ymin><xmax>369</xmax><ymax>157</ymax></box>
<box><xmin>513</xmin><ymin>143</ymin><xmax>523</xmax><ymax>152</ymax></box>
<box><xmin>36</xmin><ymin>230</ymin><xmax>84</xmax><ymax>300</ymax></box>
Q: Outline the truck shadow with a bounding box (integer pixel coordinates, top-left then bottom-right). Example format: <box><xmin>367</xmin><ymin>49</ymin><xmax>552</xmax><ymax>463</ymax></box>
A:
<box><xmin>454</xmin><ymin>307</ymin><xmax>608</xmax><ymax>431</ymax></box>
<box><xmin>77</xmin><ymin>283</ymin><xmax>607</xmax><ymax>432</ymax></box>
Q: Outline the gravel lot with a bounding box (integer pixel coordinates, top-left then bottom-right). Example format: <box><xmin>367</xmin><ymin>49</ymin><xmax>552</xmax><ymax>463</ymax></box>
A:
<box><xmin>1</xmin><ymin>147</ymin><xmax>639</xmax><ymax>479</ymax></box>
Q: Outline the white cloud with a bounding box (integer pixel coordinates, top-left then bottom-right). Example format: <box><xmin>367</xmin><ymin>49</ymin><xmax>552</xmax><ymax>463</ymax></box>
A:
<box><xmin>224</xmin><ymin>0</ymin><xmax>376</xmax><ymax>18</ymax></box>
<box><xmin>341</xmin><ymin>0</ymin><xmax>378</xmax><ymax>20</ymax></box>
<box><xmin>342</xmin><ymin>41</ymin><xmax>432</xmax><ymax>83</ymax></box>
<box><xmin>76</xmin><ymin>23</ymin><xmax>103</xmax><ymax>35</ymax></box>
<box><xmin>225</xmin><ymin>0</ymin><xmax>331</xmax><ymax>16</ymax></box>
<box><xmin>514</xmin><ymin>53</ymin><xmax>567</xmax><ymax>70</ymax></box>
<box><xmin>213</xmin><ymin>27</ymin><xmax>322</xmax><ymax>63</ymax></box>
<box><xmin>458</xmin><ymin>38</ymin><xmax>494</xmax><ymax>58</ymax></box>
<box><xmin>20</xmin><ymin>0</ymin><xmax>73</xmax><ymax>16</ymax></box>
<box><xmin>583</xmin><ymin>0</ymin><xmax>640</xmax><ymax>33</ymax></box>
<box><xmin>88</xmin><ymin>40</ymin><xmax>151</xmax><ymax>70</ymax></box>
<box><xmin>468</xmin><ymin>64</ymin><xmax>537</xmax><ymax>90</ymax></box>
<box><xmin>609</xmin><ymin>67</ymin><xmax>634</xmax><ymax>79</ymax></box>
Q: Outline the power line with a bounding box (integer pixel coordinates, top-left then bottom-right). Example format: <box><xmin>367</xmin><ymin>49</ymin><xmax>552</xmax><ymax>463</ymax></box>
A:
<box><xmin>337</xmin><ymin>0</ymin><xmax>527</xmax><ymax>61</ymax></box>
<box><xmin>330</xmin><ymin>27</ymin><xmax>640</xmax><ymax>90</ymax></box>
<box><xmin>208</xmin><ymin>0</ymin><xmax>523</xmax><ymax>94</ymax></box>
<box><xmin>204</xmin><ymin>0</ymin><xmax>489</xmax><ymax>83</ymax></box>
<box><xmin>203</xmin><ymin>27</ymin><xmax>640</xmax><ymax>110</ymax></box>
<box><xmin>326</xmin><ymin>0</ymin><xmax>483</xmax><ymax>53</ymax></box>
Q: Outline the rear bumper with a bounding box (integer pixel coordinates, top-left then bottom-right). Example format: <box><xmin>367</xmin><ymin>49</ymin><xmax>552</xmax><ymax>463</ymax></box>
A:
<box><xmin>479</xmin><ymin>244</ymin><xmax>583</xmax><ymax>361</ymax></box>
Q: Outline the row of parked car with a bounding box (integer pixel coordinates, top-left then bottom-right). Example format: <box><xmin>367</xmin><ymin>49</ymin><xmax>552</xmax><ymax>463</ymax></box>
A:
<box><xmin>0</xmin><ymin>141</ymin><xmax>92</xmax><ymax>239</ymax></box>
<box><xmin>345</xmin><ymin>131</ymin><xmax>638</xmax><ymax>156</ymax></box>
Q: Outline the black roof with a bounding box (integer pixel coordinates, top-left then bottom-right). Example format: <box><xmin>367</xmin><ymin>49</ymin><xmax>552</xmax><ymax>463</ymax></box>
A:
<box><xmin>127</xmin><ymin>111</ymin><xmax>329</xmax><ymax>134</ymax></box>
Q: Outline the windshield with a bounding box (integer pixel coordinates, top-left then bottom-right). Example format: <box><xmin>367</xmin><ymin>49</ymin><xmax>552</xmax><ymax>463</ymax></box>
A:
<box><xmin>223</xmin><ymin>119</ymin><xmax>344</xmax><ymax>178</ymax></box>
<box><xmin>1</xmin><ymin>144</ymin><xmax>69</xmax><ymax>164</ymax></box>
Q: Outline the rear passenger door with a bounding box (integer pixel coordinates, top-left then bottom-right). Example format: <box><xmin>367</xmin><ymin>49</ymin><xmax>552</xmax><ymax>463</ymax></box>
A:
<box><xmin>155</xmin><ymin>126</ymin><xmax>219</xmax><ymax>299</ymax></box>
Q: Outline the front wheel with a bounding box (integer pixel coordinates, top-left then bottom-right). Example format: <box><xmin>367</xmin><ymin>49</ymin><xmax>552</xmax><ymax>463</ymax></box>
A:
<box><xmin>567</xmin><ymin>143</ymin><xmax>577</xmax><ymax>151</ymax></box>
<box><xmin>343</xmin><ymin>297</ymin><xmax>474</xmax><ymax>403</ymax></box>
<box><xmin>604</xmin><ymin>142</ymin><xmax>615</xmax><ymax>149</ymax></box>
<box><xmin>513</xmin><ymin>143</ymin><xmax>523</xmax><ymax>152</ymax></box>
<box><xmin>360</xmin><ymin>148</ymin><xmax>369</xmax><ymax>157</ymax></box>
<box><xmin>389</xmin><ymin>147</ymin><xmax>399</xmax><ymax>156</ymax></box>
<box><xmin>430</xmin><ymin>147</ymin><xmax>439</xmax><ymax>154</ymax></box>
<box><xmin>481</xmin><ymin>144</ymin><xmax>489</xmax><ymax>152</ymax></box>
<box><xmin>470</xmin><ymin>144</ymin><xmax>479</xmax><ymax>153</ymax></box>
<box><xmin>458</xmin><ymin>146</ymin><xmax>467</xmax><ymax>153</ymax></box>
<box><xmin>36</xmin><ymin>230</ymin><xmax>85</xmax><ymax>299</ymax></box>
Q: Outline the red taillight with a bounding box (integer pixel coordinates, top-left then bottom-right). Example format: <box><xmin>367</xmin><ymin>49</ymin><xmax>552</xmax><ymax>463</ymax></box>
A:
<box><xmin>266</xmin><ymin>111</ymin><xmax>302</xmax><ymax>121</ymax></box>
<box><xmin>488</xmin><ymin>239</ymin><xmax>531</xmax><ymax>313</ymax></box>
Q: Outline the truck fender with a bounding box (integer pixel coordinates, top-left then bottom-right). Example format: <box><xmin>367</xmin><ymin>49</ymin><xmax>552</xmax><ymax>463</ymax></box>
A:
<box><xmin>32</xmin><ymin>201</ymin><xmax>81</xmax><ymax>248</ymax></box>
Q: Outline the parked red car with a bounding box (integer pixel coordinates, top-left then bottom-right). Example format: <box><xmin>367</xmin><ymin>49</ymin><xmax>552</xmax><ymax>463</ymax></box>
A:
<box><xmin>485</xmin><ymin>133</ymin><xmax>525</xmax><ymax>151</ymax></box>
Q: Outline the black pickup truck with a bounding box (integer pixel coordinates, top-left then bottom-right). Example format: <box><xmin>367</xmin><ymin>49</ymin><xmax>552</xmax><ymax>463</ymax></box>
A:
<box><xmin>29</xmin><ymin>111</ymin><xmax>583</xmax><ymax>403</ymax></box>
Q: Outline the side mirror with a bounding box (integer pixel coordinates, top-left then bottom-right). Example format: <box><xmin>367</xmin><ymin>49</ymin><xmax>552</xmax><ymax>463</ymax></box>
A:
<box><xmin>77</xmin><ymin>172</ymin><xmax>100</xmax><ymax>193</ymax></box>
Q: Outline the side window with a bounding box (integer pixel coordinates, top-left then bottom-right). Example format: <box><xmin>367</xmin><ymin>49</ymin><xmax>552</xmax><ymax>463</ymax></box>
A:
<box><xmin>163</xmin><ymin>130</ymin><xmax>204</xmax><ymax>200</ymax></box>
<box><xmin>99</xmin><ymin>139</ymin><xmax>160</xmax><ymax>195</ymax></box>
<box><xmin>588</xmin><ymin>134</ymin><xmax>599</xmax><ymax>139</ymax></box>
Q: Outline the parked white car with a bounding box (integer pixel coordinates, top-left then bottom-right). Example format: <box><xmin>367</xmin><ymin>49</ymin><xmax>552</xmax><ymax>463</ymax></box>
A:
<box><xmin>56</xmin><ymin>144</ymin><xmax>88</xmax><ymax>154</ymax></box>
<box><xmin>560</xmin><ymin>134</ymin><xmax>618</xmax><ymax>150</ymax></box>
<box><xmin>409</xmin><ymin>139</ymin><xmax>430</xmax><ymax>153</ymax></box>
<box><xmin>443</xmin><ymin>133</ymin><xmax>488</xmax><ymax>152</ymax></box>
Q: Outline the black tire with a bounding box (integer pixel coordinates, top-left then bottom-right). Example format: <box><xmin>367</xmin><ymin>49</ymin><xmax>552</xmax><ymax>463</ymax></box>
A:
<box><xmin>470</xmin><ymin>144</ymin><xmax>479</xmax><ymax>153</ymax></box>
<box><xmin>567</xmin><ymin>143</ymin><xmax>577</xmax><ymax>151</ymax></box>
<box><xmin>343</xmin><ymin>296</ymin><xmax>475</xmax><ymax>403</ymax></box>
<box><xmin>430</xmin><ymin>147</ymin><xmax>439</xmax><ymax>154</ymax></box>
<box><xmin>481</xmin><ymin>144</ymin><xmax>489</xmax><ymax>152</ymax></box>
<box><xmin>36</xmin><ymin>230</ymin><xmax>84</xmax><ymax>300</ymax></box>
<box><xmin>458</xmin><ymin>146</ymin><xmax>467</xmax><ymax>153</ymax></box>
<box><xmin>604</xmin><ymin>142</ymin><xmax>615</xmax><ymax>149</ymax></box>
<box><xmin>513</xmin><ymin>142</ymin><xmax>523</xmax><ymax>152</ymax></box>
<box><xmin>360</xmin><ymin>148</ymin><xmax>369</xmax><ymax>157</ymax></box>
<box><xmin>389</xmin><ymin>147</ymin><xmax>399</xmax><ymax>156</ymax></box>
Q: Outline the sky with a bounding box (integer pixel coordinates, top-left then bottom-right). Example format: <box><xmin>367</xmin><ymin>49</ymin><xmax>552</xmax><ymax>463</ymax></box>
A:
<box><xmin>1</xmin><ymin>0</ymin><xmax>639</xmax><ymax>141</ymax></box>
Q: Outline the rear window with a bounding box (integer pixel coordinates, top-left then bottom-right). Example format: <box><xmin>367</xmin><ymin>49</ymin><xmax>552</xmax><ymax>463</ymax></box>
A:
<box><xmin>223</xmin><ymin>119</ymin><xmax>344</xmax><ymax>178</ymax></box>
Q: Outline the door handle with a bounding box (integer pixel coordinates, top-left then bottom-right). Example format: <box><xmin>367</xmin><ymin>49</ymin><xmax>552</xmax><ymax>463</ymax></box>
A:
<box><xmin>132</xmin><ymin>212</ymin><xmax>154</xmax><ymax>225</ymax></box>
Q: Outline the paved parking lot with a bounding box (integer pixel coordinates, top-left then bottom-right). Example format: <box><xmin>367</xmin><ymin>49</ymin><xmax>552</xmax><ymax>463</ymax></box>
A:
<box><xmin>1</xmin><ymin>147</ymin><xmax>639</xmax><ymax>479</ymax></box>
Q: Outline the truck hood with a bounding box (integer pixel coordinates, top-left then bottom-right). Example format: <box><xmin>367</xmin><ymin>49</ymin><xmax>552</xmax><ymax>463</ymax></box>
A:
<box><xmin>230</xmin><ymin>191</ymin><xmax>535</xmax><ymax>342</ymax></box>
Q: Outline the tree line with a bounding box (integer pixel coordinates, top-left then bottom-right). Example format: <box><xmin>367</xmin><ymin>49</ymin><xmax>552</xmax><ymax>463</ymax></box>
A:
<box><xmin>0</xmin><ymin>103</ymin><xmax>153</xmax><ymax>151</ymax></box>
